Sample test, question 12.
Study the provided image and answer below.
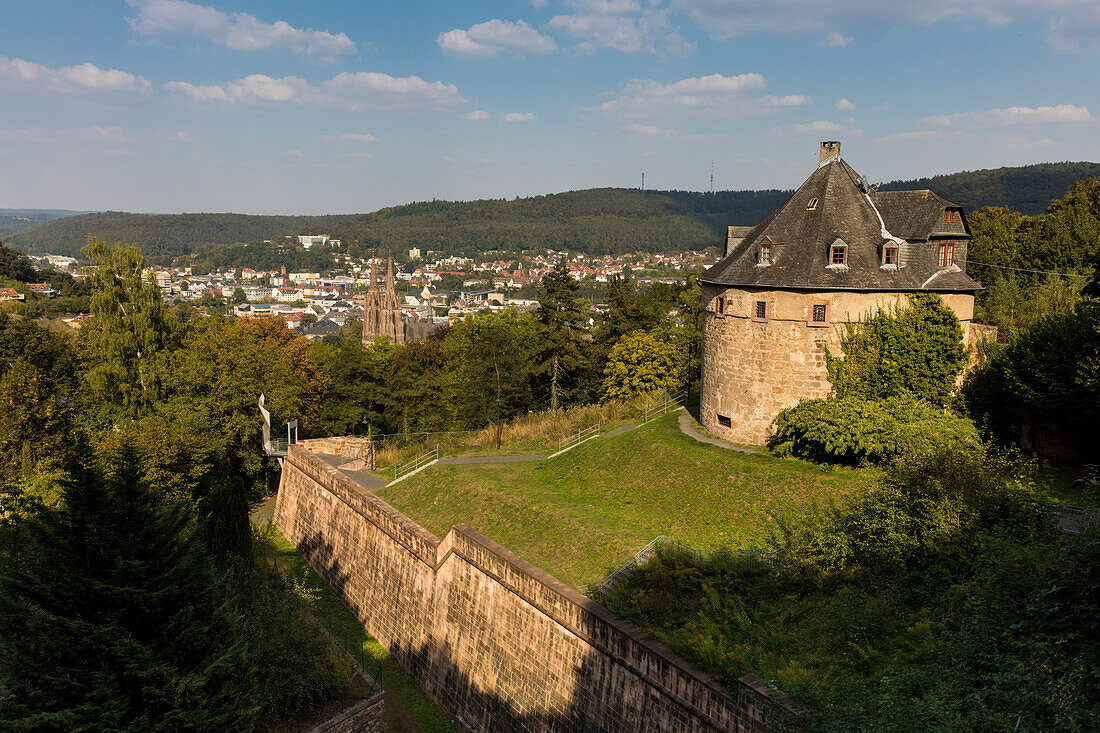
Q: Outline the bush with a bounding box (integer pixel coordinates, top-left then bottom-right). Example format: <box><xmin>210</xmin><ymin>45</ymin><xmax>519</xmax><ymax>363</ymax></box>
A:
<box><xmin>769</xmin><ymin>396</ymin><xmax>980</xmax><ymax>465</ymax></box>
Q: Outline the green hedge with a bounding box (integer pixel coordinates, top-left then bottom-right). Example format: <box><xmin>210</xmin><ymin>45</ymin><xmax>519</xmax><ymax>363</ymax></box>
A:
<box><xmin>769</xmin><ymin>396</ymin><xmax>981</xmax><ymax>465</ymax></box>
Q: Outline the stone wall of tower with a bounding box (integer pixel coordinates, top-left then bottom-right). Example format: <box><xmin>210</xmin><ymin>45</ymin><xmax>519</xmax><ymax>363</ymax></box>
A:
<box><xmin>699</xmin><ymin>285</ymin><xmax>975</xmax><ymax>444</ymax></box>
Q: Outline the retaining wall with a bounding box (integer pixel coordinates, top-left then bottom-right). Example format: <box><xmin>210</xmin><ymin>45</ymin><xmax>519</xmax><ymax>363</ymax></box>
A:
<box><xmin>274</xmin><ymin>445</ymin><xmax>794</xmax><ymax>732</ymax></box>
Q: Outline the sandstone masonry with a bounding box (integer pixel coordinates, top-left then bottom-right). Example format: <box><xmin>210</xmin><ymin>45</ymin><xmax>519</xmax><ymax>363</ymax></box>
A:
<box><xmin>275</xmin><ymin>445</ymin><xmax>796</xmax><ymax>732</ymax></box>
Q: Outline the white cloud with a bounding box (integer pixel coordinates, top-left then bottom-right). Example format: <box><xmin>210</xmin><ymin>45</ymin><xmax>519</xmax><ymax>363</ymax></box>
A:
<box><xmin>835</xmin><ymin>98</ymin><xmax>856</xmax><ymax>111</ymax></box>
<box><xmin>772</xmin><ymin>120</ymin><xmax>864</xmax><ymax>138</ymax></box>
<box><xmin>339</xmin><ymin>133</ymin><xmax>378</xmax><ymax>142</ymax></box>
<box><xmin>821</xmin><ymin>31</ymin><xmax>853</xmax><ymax>47</ymax></box>
<box><xmin>919</xmin><ymin>104</ymin><xmax>1093</xmax><ymax>127</ymax></box>
<box><xmin>643</xmin><ymin>150</ymin><xmax>656</xmax><ymax>156</ymax></box>
<box><xmin>621</xmin><ymin>123</ymin><xmax>679</xmax><ymax>137</ymax></box>
<box><xmin>502</xmin><ymin>112</ymin><xmax>538</xmax><ymax>122</ymax></box>
<box><xmin>676</xmin><ymin>0</ymin><xmax>1100</xmax><ymax>54</ymax></box>
<box><xmin>0</xmin><ymin>55</ymin><xmax>151</xmax><ymax>95</ymax></box>
<box><xmin>126</xmin><ymin>0</ymin><xmax>355</xmax><ymax>63</ymax></box>
<box><xmin>593</xmin><ymin>73</ymin><xmax>806</xmax><ymax>118</ymax></box>
<box><xmin>461</xmin><ymin>110</ymin><xmax>492</xmax><ymax>121</ymax></box>
<box><xmin>336</xmin><ymin>151</ymin><xmax>374</xmax><ymax>159</ymax></box>
<box><xmin>285</xmin><ymin>149</ymin><xmax>303</xmax><ymax>157</ymax></box>
<box><xmin>437</xmin><ymin>19</ymin><xmax>557</xmax><ymax>57</ymax></box>
<box><xmin>549</xmin><ymin>0</ymin><xmax>693</xmax><ymax>56</ymax></box>
<box><xmin>165</xmin><ymin>71</ymin><xmax>465</xmax><ymax>112</ymax></box>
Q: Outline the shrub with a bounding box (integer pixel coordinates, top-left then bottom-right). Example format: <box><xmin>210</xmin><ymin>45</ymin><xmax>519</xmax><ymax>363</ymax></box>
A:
<box><xmin>769</xmin><ymin>396</ymin><xmax>980</xmax><ymax>465</ymax></box>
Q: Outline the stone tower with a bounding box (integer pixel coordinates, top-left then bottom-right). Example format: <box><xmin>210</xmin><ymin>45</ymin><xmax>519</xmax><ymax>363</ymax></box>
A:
<box><xmin>362</xmin><ymin>255</ymin><xmax>405</xmax><ymax>345</ymax></box>
<box><xmin>698</xmin><ymin>142</ymin><xmax>982</xmax><ymax>444</ymax></box>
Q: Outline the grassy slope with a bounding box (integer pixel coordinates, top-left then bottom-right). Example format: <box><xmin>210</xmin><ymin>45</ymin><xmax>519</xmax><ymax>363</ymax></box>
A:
<box><xmin>376</xmin><ymin>412</ymin><xmax>873</xmax><ymax>587</ymax></box>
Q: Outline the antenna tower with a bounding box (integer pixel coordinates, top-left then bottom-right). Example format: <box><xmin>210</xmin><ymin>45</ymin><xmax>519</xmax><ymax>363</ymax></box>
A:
<box><xmin>709</xmin><ymin>161</ymin><xmax>715</xmax><ymax>194</ymax></box>
<box><xmin>640</xmin><ymin>172</ymin><xmax>645</xmax><ymax>191</ymax></box>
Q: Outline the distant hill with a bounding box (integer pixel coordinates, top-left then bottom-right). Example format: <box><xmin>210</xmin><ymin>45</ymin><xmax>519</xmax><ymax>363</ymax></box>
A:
<box><xmin>8</xmin><ymin>161</ymin><xmax>1097</xmax><ymax>264</ymax></box>
<box><xmin>877</xmin><ymin>162</ymin><xmax>1100</xmax><ymax>215</ymax></box>
<box><xmin>7</xmin><ymin>211</ymin><xmax>347</xmax><ymax>262</ymax></box>
<box><xmin>0</xmin><ymin>208</ymin><xmax>94</xmax><ymax>237</ymax></box>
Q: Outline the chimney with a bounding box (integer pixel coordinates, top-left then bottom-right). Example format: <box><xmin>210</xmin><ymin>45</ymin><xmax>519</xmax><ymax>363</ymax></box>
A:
<box><xmin>818</xmin><ymin>141</ymin><xmax>841</xmax><ymax>167</ymax></box>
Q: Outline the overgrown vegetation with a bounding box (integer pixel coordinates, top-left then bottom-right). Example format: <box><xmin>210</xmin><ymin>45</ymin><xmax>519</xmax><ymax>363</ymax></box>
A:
<box><xmin>597</xmin><ymin>450</ymin><xmax>1095</xmax><ymax>731</ymax></box>
<box><xmin>772</xmin><ymin>294</ymin><xmax>973</xmax><ymax>464</ymax></box>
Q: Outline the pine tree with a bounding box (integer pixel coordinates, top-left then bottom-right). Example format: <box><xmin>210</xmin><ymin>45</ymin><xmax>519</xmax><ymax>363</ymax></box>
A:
<box><xmin>0</xmin><ymin>446</ymin><xmax>254</xmax><ymax>731</ymax></box>
<box><xmin>535</xmin><ymin>262</ymin><xmax>587</xmax><ymax>410</ymax></box>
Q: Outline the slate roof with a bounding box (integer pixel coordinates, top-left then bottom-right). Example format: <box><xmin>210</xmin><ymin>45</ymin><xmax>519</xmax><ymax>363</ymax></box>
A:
<box><xmin>868</xmin><ymin>190</ymin><xmax>965</xmax><ymax>240</ymax></box>
<box><xmin>701</xmin><ymin>157</ymin><xmax>981</xmax><ymax>292</ymax></box>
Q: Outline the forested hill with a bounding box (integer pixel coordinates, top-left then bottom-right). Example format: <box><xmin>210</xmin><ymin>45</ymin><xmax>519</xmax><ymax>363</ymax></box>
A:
<box><xmin>327</xmin><ymin>187</ymin><xmax>790</xmax><ymax>258</ymax></box>
<box><xmin>6</xmin><ymin>211</ymin><xmax>347</xmax><ymax>261</ymax></box>
<box><xmin>878</xmin><ymin>161</ymin><xmax>1100</xmax><ymax>215</ymax></box>
<box><xmin>7</xmin><ymin>161</ymin><xmax>1097</xmax><ymax>263</ymax></box>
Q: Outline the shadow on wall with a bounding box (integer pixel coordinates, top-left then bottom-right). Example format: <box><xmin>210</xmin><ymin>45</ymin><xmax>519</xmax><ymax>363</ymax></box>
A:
<box><xmin>293</xmin><ymin>525</ymin><xmax>797</xmax><ymax>733</ymax></box>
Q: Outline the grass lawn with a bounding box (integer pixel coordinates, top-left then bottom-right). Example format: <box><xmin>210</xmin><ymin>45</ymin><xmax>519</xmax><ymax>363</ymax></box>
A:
<box><xmin>375</xmin><ymin>411</ymin><xmax>874</xmax><ymax>587</ymax></box>
<box><xmin>257</xmin><ymin>528</ymin><xmax>454</xmax><ymax>733</ymax></box>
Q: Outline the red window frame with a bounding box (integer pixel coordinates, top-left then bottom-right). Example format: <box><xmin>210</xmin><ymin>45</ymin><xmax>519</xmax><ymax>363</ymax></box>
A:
<box><xmin>883</xmin><ymin>245</ymin><xmax>898</xmax><ymax>265</ymax></box>
<box><xmin>938</xmin><ymin>242</ymin><xmax>955</xmax><ymax>267</ymax></box>
<box><xmin>759</xmin><ymin>243</ymin><xmax>771</xmax><ymax>264</ymax></box>
<box><xmin>942</xmin><ymin>210</ymin><xmax>958</xmax><ymax>223</ymax></box>
<box><xmin>830</xmin><ymin>245</ymin><xmax>847</xmax><ymax>266</ymax></box>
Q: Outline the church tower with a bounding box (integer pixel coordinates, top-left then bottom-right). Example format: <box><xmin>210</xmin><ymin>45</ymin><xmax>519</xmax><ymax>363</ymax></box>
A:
<box><xmin>362</xmin><ymin>254</ymin><xmax>405</xmax><ymax>345</ymax></box>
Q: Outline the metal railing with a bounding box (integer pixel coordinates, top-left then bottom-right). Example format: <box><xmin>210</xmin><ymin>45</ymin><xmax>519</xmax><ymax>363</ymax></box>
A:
<box><xmin>641</xmin><ymin>391</ymin><xmax>687</xmax><ymax>422</ymax></box>
<box><xmin>580</xmin><ymin>536</ymin><xmax>773</xmax><ymax>596</ymax></box>
<box><xmin>394</xmin><ymin>445</ymin><xmax>440</xmax><ymax>481</ymax></box>
<box><xmin>267</xmin><ymin>438</ymin><xmax>289</xmax><ymax>455</ymax></box>
<box><xmin>558</xmin><ymin>421</ymin><xmax>600</xmax><ymax>452</ymax></box>
<box><xmin>1044</xmin><ymin>502</ymin><xmax>1099</xmax><ymax>534</ymax></box>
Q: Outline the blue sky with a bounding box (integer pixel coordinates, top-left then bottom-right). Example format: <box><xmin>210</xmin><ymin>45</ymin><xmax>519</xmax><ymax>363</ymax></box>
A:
<box><xmin>1</xmin><ymin>0</ymin><xmax>1098</xmax><ymax>214</ymax></box>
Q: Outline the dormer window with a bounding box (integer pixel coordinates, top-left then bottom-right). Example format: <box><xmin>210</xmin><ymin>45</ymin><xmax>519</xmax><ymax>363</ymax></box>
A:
<box><xmin>883</xmin><ymin>245</ymin><xmax>899</xmax><ymax>266</ymax></box>
<box><xmin>758</xmin><ymin>243</ymin><xmax>772</xmax><ymax>266</ymax></box>
<box><xmin>830</xmin><ymin>243</ymin><xmax>847</xmax><ymax>266</ymax></box>
<box><xmin>806</xmin><ymin>198</ymin><xmax>818</xmax><ymax>210</ymax></box>
<box><xmin>942</xmin><ymin>210</ymin><xmax>959</xmax><ymax>224</ymax></box>
<box><xmin>938</xmin><ymin>242</ymin><xmax>955</xmax><ymax>267</ymax></box>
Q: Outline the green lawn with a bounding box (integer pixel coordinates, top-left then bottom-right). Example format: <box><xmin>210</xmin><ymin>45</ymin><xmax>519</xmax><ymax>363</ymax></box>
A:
<box><xmin>375</xmin><ymin>412</ymin><xmax>874</xmax><ymax>587</ymax></box>
<box><xmin>258</xmin><ymin>529</ymin><xmax>454</xmax><ymax>733</ymax></box>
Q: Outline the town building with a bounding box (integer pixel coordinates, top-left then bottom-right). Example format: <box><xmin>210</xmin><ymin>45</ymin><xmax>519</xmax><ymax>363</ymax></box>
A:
<box><xmin>699</xmin><ymin>141</ymin><xmax>983</xmax><ymax>444</ymax></box>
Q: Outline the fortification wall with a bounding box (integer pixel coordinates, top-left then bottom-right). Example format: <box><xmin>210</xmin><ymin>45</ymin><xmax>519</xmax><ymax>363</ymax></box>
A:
<box><xmin>699</xmin><ymin>286</ymin><xmax>976</xmax><ymax>444</ymax></box>
<box><xmin>275</xmin><ymin>446</ymin><xmax>786</xmax><ymax>732</ymax></box>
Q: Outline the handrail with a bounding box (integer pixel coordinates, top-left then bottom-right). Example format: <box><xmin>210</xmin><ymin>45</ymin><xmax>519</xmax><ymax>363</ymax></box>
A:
<box><xmin>558</xmin><ymin>421</ymin><xmax>600</xmax><ymax>452</ymax></box>
<box><xmin>394</xmin><ymin>445</ymin><xmax>440</xmax><ymax>481</ymax></box>
<box><xmin>641</xmin><ymin>391</ymin><xmax>687</xmax><ymax>423</ymax></box>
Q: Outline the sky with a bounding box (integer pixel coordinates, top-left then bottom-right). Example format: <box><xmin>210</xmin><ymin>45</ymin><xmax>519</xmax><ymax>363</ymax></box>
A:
<box><xmin>1</xmin><ymin>0</ymin><xmax>1098</xmax><ymax>214</ymax></box>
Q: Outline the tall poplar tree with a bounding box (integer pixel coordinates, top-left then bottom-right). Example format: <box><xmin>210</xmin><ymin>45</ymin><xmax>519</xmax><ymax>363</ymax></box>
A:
<box><xmin>80</xmin><ymin>237</ymin><xmax>175</xmax><ymax>423</ymax></box>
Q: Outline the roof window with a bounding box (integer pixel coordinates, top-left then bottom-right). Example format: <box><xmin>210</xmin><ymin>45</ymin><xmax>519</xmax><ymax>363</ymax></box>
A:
<box><xmin>806</xmin><ymin>197</ymin><xmax>818</xmax><ymax>210</ymax></box>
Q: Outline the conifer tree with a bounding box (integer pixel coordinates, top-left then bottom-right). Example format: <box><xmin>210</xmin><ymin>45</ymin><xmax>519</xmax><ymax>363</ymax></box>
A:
<box><xmin>535</xmin><ymin>262</ymin><xmax>587</xmax><ymax>410</ymax></box>
<box><xmin>0</xmin><ymin>446</ymin><xmax>254</xmax><ymax>731</ymax></box>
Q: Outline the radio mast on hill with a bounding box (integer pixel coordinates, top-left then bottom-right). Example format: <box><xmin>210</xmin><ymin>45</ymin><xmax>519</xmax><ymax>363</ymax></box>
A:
<box><xmin>709</xmin><ymin>161</ymin><xmax>715</xmax><ymax>194</ymax></box>
<box><xmin>640</xmin><ymin>172</ymin><xmax>644</xmax><ymax>191</ymax></box>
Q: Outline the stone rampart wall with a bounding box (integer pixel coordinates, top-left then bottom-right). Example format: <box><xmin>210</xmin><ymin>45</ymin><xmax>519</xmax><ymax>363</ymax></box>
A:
<box><xmin>275</xmin><ymin>446</ymin><xmax>786</xmax><ymax>731</ymax></box>
<box><xmin>298</xmin><ymin>436</ymin><xmax>373</xmax><ymax>458</ymax></box>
